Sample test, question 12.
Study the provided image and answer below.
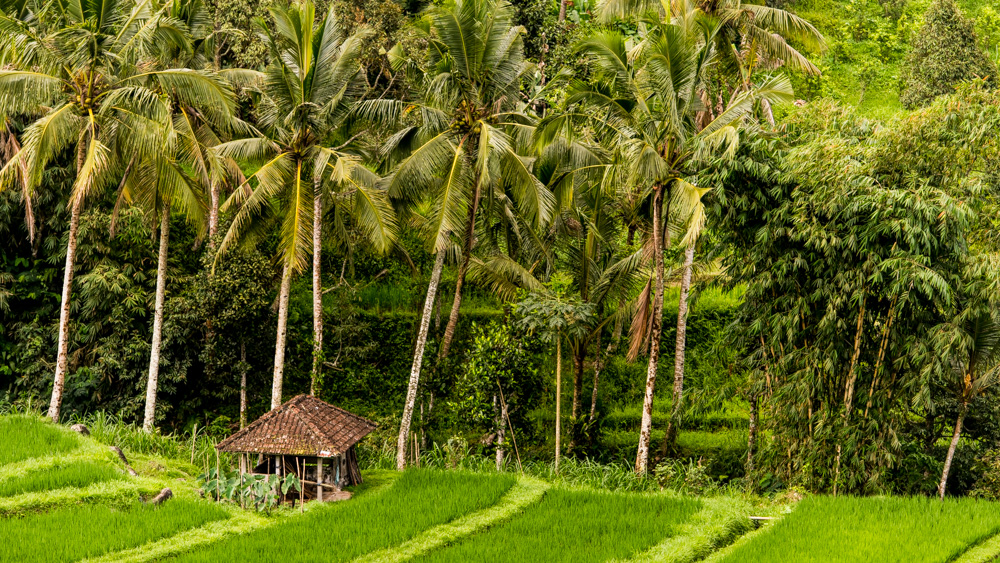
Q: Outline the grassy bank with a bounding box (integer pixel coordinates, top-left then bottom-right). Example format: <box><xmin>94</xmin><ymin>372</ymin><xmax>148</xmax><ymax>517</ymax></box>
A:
<box><xmin>416</xmin><ymin>489</ymin><xmax>702</xmax><ymax>563</ymax></box>
<box><xmin>168</xmin><ymin>470</ymin><xmax>516</xmax><ymax>562</ymax></box>
<box><xmin>719</xmin><ymin>495</ymin><xmax>1000</xmax><ymax>562</ymax></box>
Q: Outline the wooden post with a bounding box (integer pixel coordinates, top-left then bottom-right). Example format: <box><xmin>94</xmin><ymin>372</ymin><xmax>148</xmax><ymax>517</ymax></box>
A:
<box><xmin>317</xmin><ymin>458</ymin><xmax>324</xmax><ymax>502</ymax></box>
<box><xmin>275</xmin><ymin>456</ymin><xmax>282</xmax><ymax>505</ymax></box>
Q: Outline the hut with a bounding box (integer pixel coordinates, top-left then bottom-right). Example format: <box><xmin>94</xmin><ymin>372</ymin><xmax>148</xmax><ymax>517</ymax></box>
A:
<box><xmin>216</xmin><ymin>394</ymin><xmax>376</xmax><ymax>503</ymax></box>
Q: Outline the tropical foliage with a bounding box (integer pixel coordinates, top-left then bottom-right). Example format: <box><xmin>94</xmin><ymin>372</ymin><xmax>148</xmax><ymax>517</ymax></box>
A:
<box><xmin>1</xmin><ymin>0</ymin><xmax>999</xmax><ymax>504</ymax></box>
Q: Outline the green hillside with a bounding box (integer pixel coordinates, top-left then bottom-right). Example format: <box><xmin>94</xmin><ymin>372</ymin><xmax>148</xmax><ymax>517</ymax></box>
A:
<box><xmin>791</xmin><ymin>0</ymin><xmax>999</xmax><ymax>118</ymax></box>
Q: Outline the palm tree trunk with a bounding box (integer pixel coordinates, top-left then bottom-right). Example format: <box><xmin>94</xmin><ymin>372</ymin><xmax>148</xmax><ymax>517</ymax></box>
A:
<box><xmin>208</xmin><ymin>181</ymin><xmax>219</xmax><ymax>242</ymax></box>
<box><xmin>558</xmin><ymin>0</ymin><xmax>567</xmax><ymax>21</ymax></box>
<box><xmin>555</xmin><ymin>335</ymin><xmax>562</xmax><ymax>475</ymax></box>
<box><xmin>271</xmin><ymin>263</ymin><xmax>292</xmax><ymax>410</ymax></box>
<box><xmin>47</xmin><ymin>193</ymin><xmax>83</xmax><ymax>423</ymax></box>
<box><xmin>660</xmin><ymin>243</ymin><xmax>695</xmax><ymax>457</ymax></box>
<box><xmin>142</xmin><ymin>205</ymin><xmax>171</xmax><ymax>432</ymax></box>
<box><xmin>311</xmin><ymin>180</ymin><xmax>322</xmax><ymax>396</ymax></box>
<box><xmin>746</xmin><ymin>391</ymin><xmax>758</xmax><ymax>479</ymax></box>
<box><xmin>572</xmin><ymin>347</ymin><xmax>585</xmax><ymax>420</ymax></box>
<box><xmin>396</xmin><ymin>251</ymin><xmax>445</xmax><ymax>470</ymax></box>
<box><xmin>938</xmin><ymin>405</ymin><xmax>967</xmax><ymax>500</ymax></box>
<box><xmin>589</xmin><ymin>330</ymin><xmax>604</xmax><ymax>424</ymax></box>
<box><xmin>438</xmin><ymin>182</ymin><xmax>481</xmax><ymax>360</ymax></box>
<box><xmin>240</xmin><ymin>339</ymin><xmax>247</xmax><ymax>429</ymax></box>
<box><xmin>635</xmin><ymin>185</ymin><xmax>665</xmax><ymax>474</ymax></box>
<box><xmin>495</xmin><ymin>394</ymin><xmax>506</xmax><ymax>470</ymax></box>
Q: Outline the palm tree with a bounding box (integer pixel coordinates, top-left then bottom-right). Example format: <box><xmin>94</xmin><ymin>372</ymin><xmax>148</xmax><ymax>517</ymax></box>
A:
<box><xmin>159</xmin><ymin>0</ymin><xmax>253</xmax><ymax>244</ymax></box>
<box><xmin>0</xmin><ymin>0</ymin><xmax>232</xmax><ymax>422</ymax></box>
<box><xmin>658</xmin><ymin>1</ymin><xmax>823</xmax><ymax>455</ymax></box>
<box><xmin>121</xmin><ymin>5</ymin><xmax>241</xmax><ymax>430</ymax></box>
<box><xmin>216</xmin><ymin>0</ymin><xmax>395</xmax><ymax>410</ymax></box>
<box><xmin>571</xmin><ymin>15</ymin><xmax>792</xmax><ymax>473</ymax></box>
<box><xmin>935</xmin><ymin>311</ymin><xmax>1000</xmax><ymax>499</ymax></box>
<box><xmin>358</xmin><ymin>0</ymin><xmax>553</xmax><ymax>469</ymax></box>
<box><xmin>598</xmin><ymin>0</ymin><xmax>826</xmax><ymax>77</ymax></box>
<box><xmin>528</xmin><ymin>134</ymin><xmax>646</xmax><ymax>431</ymax></box>
<box><xmin>516</xmin><ymin>285</ymin><xmax>595</xmax><ymax>473</ymax></box>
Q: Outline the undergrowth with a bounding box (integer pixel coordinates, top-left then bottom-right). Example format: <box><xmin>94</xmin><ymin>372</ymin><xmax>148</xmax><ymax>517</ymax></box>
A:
<box><xmin>74</xmin><ymin>411</ymin><xmax>230</xmax><ymax>470</ymax></box>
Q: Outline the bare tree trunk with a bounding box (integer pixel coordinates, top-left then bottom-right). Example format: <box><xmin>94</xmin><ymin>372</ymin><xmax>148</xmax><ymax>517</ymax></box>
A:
<box><xmin>660</xmin><ymin>243</ymin><xmax>695</xmax><ymax>456</ymax></box>
<box><xmin>271</xmin><ymin>263</ymin><xmax>292</xmax><ymax>410</ymax></box>
<box><xmin>746</xmin><ymin>391</ymin><xmax>758</xmax><ymax>478</ymax></box>
<box><xmin>143</xmin><ymin>205</ymin><xmax>171</xmax><ymax>432</ymax></box>
<box><xmin>208</xmin><ymin>181</ymin><xmax>219</xmax><ymax>242</ymax></box>
<box><xmin>311</xmin><ymin>180</ymin><xmax>322</xmax><ymax>396</ymax></box>
<box><xmin>396</xmin><ymin>251</ymin><xmax>445</xmax><ymax>470</ymax></box>
<box><xmin>938</xmin><ymin>405</ymin><xmax>967</xmax><ymax>500</ymax></box>
<box><xmin>572</xmin><ymin>347</ymin><xmax>585</xmax><ymax>421</ymax></box>
<box><xmin>558</xmin><ymin>0</ymin><xmax>567</xmax><ymax>21</ymax></box>
<box><xmin>240</xmin><ymin>339</ymin><xmax>247</xmax><ymax>429</ymax></box>
<box><xmin>635</xmin><ymin>186</ymin><xmax>664</xmax><ymax>474</ymax></box>
<box><xmin>555</xmin><ymin>336</ymin><xmax>562</xmax><ymax>474</ymax></box>
<box><xmin>439</xmin><ymin>182</ymin><xmax>481</xmax><ymax>360</ymax></box>
<box><xmin>48</xmin><ymin>193</ymin><xmax>83</xmax><ymax>423</ymax></box>
<box><xmin>495</xmin><ymin>395</ymin><xmax>506</xmax><ymax>471</ymax></box>
<box><xmin>589</xmin><ymin>331</ymin><xmax>604</xmax><ymax>423</ymax></box>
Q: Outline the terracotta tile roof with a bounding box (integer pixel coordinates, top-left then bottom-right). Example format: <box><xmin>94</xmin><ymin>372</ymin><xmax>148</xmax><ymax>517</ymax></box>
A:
<box><xmin>216</xmin><ymin>395</ymin><xmax>377</xmax><ymax>457</ymax></box>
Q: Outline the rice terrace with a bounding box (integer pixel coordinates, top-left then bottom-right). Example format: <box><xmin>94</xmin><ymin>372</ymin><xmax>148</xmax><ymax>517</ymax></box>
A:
<box><xmin>5</xmin><ymin>0</ymin><xmax>1000</xmax><ymax>557</ymax></box>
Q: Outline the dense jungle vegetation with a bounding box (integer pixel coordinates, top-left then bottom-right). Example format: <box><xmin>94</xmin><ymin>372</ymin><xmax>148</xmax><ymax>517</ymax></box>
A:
<box><xmin>2</xmin><ymin>0</ymin><xmax>1000</xmax><ymax>501</ymax></box>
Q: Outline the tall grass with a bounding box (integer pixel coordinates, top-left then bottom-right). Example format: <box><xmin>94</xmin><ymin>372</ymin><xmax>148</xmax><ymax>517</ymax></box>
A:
<box><xmin>78</xmin><ymin>411</ymin><xmax>230</xmax><ymax>469</ymax></box>
<box><xmin>0</xmin><ymin>499</ymin><xmax>228</xmax><ymax>562</ymax></box>
<box><xmin>416</xmin><ymin>488</ymin><xmax>702</xmax><ymax>562</ymax></box>
<box><xmin>170</xmin><ymin>469</ymin><xmax>516</xmax><ymax>562</ymax></box>
<box><xmin>366</xmin><ymin>437</ymin><xmax>662</xmax><ymax>493</ymax></box>
<box><xmin>0</xmin><ymin>461</ymin><xmax>125</xmax><ymax>497</ymax></box>
<box><xmin>519</xmin><ymin>458</ymin><xmax>662</xmax><ymax>493</ymax></box>
<box><xmin>719</xmin><ymin>495</ymin><xmax>1000</xmax><ymax>563</ymax></box>
<box><xmin>0</xmin><ymin>415</ymin><xmax>81</xmax><ymax>465</ymax></box>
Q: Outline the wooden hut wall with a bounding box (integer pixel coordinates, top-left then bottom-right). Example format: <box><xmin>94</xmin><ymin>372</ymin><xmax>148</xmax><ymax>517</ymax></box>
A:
<box><xmin>346</xmin><ymin>445</ymin><xmax>363</xmax><ymax>486</ymax></box>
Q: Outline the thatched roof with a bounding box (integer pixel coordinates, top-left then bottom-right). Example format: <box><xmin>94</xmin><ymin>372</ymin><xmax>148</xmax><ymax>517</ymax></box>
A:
<box><xmin>216</xmin><ymin>395</ymin><xmax>377</xmax><ymax>457</ymax></box>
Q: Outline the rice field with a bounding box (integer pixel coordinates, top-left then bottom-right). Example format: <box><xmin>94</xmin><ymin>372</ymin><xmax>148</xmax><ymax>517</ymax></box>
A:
<box><xmin>7</xmin><ymin>414</ymin><xmax>1000</xmax><ymax>563</ymax></box>
<box><xmin>415</xmin><ymin>489</ymin><xmax>703</xmax><ymax>563</ymax></box>
<box><xmin>169</xmin><ymin>469</ymin><xmax>517</xmax><ymax>562</ymax></box>
<box><xmin>0</xmin><ymin>499</ymin><xmax>228</xmax><ymax>562</ymax></box>
<box><xmin>0</xmin><ymin>416</ymin><xmax>81</xmax><ymax>465</ymax></box>
<box><xmin>0</xmin><ymin>461</ymin><xmax>125</xmax><ymax>497</ymax></box>
<box><xmin>719</xmin><ymin>495</ymin><xmax>1000</xmax><ymax>563</ymax></box>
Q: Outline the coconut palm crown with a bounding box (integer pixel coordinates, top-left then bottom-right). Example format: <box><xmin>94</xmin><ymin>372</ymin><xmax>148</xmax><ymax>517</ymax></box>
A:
<box><xmin>0</xmin><ymin>0</ymin><xmax>239</xmax><ymax>422</ymax></box>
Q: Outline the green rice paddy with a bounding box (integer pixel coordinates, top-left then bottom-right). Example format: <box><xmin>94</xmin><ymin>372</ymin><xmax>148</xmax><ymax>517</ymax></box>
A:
<box><xmin>415</xmin><ymin>489</ymin><xmax>703</xmax><ymax>563</ymax></box>
<box><xmin>169</xmin><ymin>469</ymin><xmax>518</xmax><ymax>563</ymax></box>
<box><xmin>0</xmin><ymin>416</ymin><xmax>80</xmax><ymax>465</ymax></box>
<box><xmin>0</xmin><ymin>461</ymin><xmax>125</xmax><ymax>497</ymax></box>
<box><xmin>5</xmin><ymin>414</ymin><xmax>1000</xmax><ymax>563</ymax></box>
<box><xmin>719</xmin><ymin>496</ymin><xmax>1000</xmax><ymax>563</ymax></box>
<box><xmin>0</xmin><ymin>500</ymin><xmax>228</xmax><ymax>562</ymax></box>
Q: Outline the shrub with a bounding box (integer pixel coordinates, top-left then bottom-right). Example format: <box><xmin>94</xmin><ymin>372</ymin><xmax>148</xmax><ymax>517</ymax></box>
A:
<box><xmin>899</xmin><ymin>0</ymin><xmax>997</xmax><ymax>107</ymax></box>
<box><xmin>654</xmin><ymin>459</ymin><xmax>719</xmax><ymax>496</ymax></box>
